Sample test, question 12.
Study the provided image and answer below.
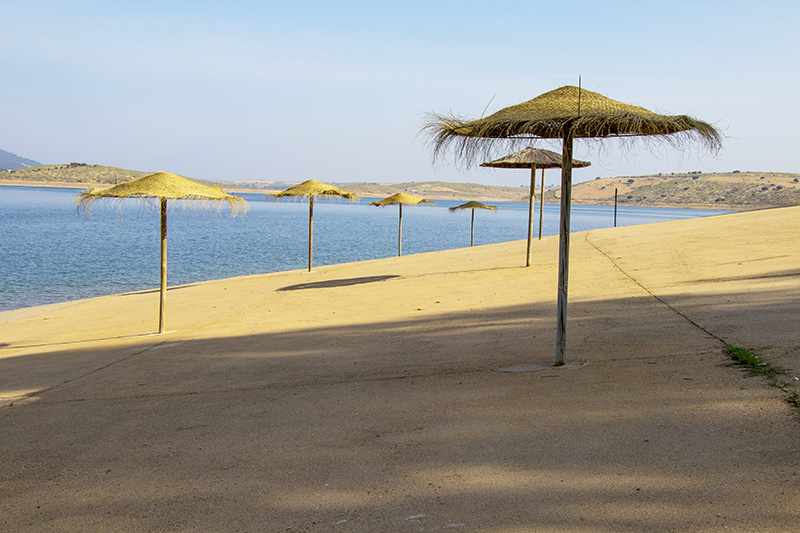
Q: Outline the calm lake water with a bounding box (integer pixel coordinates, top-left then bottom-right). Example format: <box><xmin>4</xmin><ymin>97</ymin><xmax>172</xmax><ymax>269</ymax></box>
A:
<box><xmin>0</xmin><ymin>185</ymin><xmax>729</xmax><ymax>312</ymax></box>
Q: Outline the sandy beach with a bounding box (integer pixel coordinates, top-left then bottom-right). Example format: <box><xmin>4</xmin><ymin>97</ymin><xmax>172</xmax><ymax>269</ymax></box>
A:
<box><xmin>1</xmin><ymin>206</ymin><xmax>799</xmax><ymax>531</ymax></box>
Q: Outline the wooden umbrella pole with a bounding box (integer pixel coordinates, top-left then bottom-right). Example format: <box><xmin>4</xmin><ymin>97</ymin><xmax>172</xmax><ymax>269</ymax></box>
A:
<box><xmin>308</xmin><ymin>195</ymin><xmax>314</xmax><ymax>272</ymax></box>
<box><xmin>398</xmin><ymin>203</ymin><xmax>403</xmax><ymax>256</ymax></box>
<box><xmin>538</xmin><ymin>168</ymin><xmax>546</xmax><ymax>240</ymax></box>
<box><xmin>525</xmin><ymin>164</ymin><xmax>536</xmax><ymax>267</ymax></box>
<box><xmin>159</xmin><ymin>198</ymin><xmax>167</xmax><ymax>334</ymax></box>
<box><xmin>470</xmin><ymin>209</ymin><xmax>475</xmax><ymax>247</ymax></box>
<box><xmin>555</xmin><ymin>132</ymin><xmax>574</xmax><ymax>366</ymax></box>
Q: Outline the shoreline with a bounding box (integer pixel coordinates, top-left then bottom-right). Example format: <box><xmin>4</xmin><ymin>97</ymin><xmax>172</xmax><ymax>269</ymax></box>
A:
<box><xmin>1</xmin><ymin>179</ymin><xmax>745</xmax><ymax>210</ymax></box>
<box><xmin>0</xmin><ymin>187</ymin><xmax>736</xmax><ymax>315</ymax></box>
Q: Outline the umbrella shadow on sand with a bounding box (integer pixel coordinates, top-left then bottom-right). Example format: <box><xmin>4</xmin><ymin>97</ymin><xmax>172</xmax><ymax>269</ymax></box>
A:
<box><xmin>278</xmin><ymin>275</ymin><xmax>401</xmax><ymax>291</ymax></box>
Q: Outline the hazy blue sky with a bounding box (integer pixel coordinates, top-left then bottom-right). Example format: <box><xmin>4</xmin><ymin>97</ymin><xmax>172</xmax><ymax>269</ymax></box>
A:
<box><xmin>2</xmin><ymin>0</ymin><xmax>797</xmax><ymax>186</ymax></box>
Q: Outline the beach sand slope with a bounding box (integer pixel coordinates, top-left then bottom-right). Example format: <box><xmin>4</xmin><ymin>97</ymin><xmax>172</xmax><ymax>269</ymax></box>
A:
<box><xmin>1</xmin><ymin>206</ymin><xmax>799</xmax><ymax>531</ymax></box>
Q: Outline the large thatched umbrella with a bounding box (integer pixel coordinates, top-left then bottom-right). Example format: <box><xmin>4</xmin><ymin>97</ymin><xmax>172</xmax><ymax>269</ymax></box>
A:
<box><xmin>449</xmin><ymin>200</ymin><xmax>497</xmax><ymax>247</ymax></box>
<box><xmin>370</xmin><ymin>192</ymin><xmax>435</xmax><ymax>256</ymax></box>
<box><xmin>77</xmin><ymin>171</ymin><xmax>247</xmax><ymax>334</ymax></box>
<box><xmin>481</xmin><ymin>147</ymin><xmax>590</xmax><ymax>266</ymax></box>
<box><xmin>426</xmin><ymin>85</ymin><xmax>721</xmax><ymax>365</ymax></box>
<box><xmin>268</xmin><ymin>180</ymin><xmax>358</xmax><ymax>273</ymax></box>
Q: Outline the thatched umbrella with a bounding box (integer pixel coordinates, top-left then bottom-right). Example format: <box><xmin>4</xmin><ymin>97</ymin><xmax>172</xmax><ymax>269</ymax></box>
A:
<box><xmin>268</xmin><ymin>179</ymin><xmax>358</xmax><ymax>273</ymax></box>
<box><xmin>481</xmin><ymin>147</ymin><xmax>590</xmax><ymax>266</ymax></box>
<box><xmin>370</xmin><ymin>192</ymin><xmax>435</xmax><ymax>256</ymax></box>
<box><xmin>426</xmin><ymin>85</ymin><xmax>721</xmax><ymax>365</ymax></box>
<box><xmin>77</xmin><ymin>171</ymin><xmax>247</xmax><ymax>334</ymax></box>
<box><xmin>448</xmin><ymin>200</ymin><xmax>497</xmax><ymax>247</ymax></box>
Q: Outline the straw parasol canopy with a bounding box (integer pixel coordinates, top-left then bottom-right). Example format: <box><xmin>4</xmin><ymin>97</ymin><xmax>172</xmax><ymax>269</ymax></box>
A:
<box><xmin>449</xmin><ymin>200</ymin><xmax>497</xmax><ymax>247</ymax></box>
<box><xmin>427</xmin><ymin>85</ymin><xmax>721</xmax><ymax>159</ymax></box>
<box><xmin>481</xmin><ymin>147</ymin><xmax>575</xmax><ymax>168</ymax></box>
<box><xmin>425</xmin><ymin>84</ymin><xmax>721</xmax><ymax>366</ymax></box>
<box><xmin>370</xmin><ymin>192</ymin><xmax>435</xmax><ymax>256</ymax></box>
<box><xmin>268</xmin><ymin>179</ymin><xmax>358</xmax><ymax>272</ymax></box>
<box><xmin>482</xmin><ymin>147</ymin><xmax>590</xmax><ymax>266</ymax></box>
<box><xmin>76</xmin><ymin>171</ymin><xmax>247</xmax><ymax>334</ymax></box>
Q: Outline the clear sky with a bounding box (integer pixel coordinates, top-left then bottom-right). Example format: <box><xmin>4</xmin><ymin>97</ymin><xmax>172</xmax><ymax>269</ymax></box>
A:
<box><xmin>2</xmin><ymin>0</ymin><xmax>798</xmax><ymax>187</ymax></box>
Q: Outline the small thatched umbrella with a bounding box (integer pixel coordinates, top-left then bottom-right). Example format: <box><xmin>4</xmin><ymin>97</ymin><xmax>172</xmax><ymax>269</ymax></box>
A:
<box><xmin>268</xmin><ymin>179</ymin><xmax>358</xmax><ymax>272</ymax></box>
<box><xmin>370</xmin><ymin>192</ymin><xmax>435</xmax><ymax>256</ymax></box>
<box><xmin>449</xmin><ymin>200</ymin><xmax>497</xmax><ymax>247</ymax></box>
<box><xmin>481</xmin><ymin>147</ymin><xmax>590</xmax><ymax>266</ymax></box>
<box><xmin>426</xmin><ymin>85</ymin><xmax>721</xmax><ymax>365</ymax></box>
<box><xmin>77</xmin><ymin>171</ymin><xmax>247</xmax><ymax>334</ymax></box>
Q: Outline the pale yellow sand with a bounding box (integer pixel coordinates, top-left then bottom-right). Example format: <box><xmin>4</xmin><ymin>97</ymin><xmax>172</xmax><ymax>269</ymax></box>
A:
<box><xmin>1</xmin><ymin>206</ymin><xmax>799</xmax><ymax>531</ymax></box>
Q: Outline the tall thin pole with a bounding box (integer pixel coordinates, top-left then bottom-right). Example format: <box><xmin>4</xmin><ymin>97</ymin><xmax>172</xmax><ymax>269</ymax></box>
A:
<box><xmin>555</xmin><ymin>131</ymin><xmax>574</xmax><ymax>366</ymax></box>
<box><xmin>398</xmin><ymin>203</ymin><xmax>403</xmax><ymax>256</ymax></box>
<box><xmin>308</xmin><ymin>195</ymin><xmax>314</xmax><ymax>272</ymax></box>
<box><xmin>538</xmin><ymin>168</ymin><xmax>546</xmax><ymax>240</ymax></box>
<box><xmin>159</xmin><ymin>198</ymin><xmax>167</xmax><ymax>334</ymax></box>
<box><xmin>470</xmin><ymin>209</ymin><xmax>475</xmax><ymax>246</ymax></box>
<box><xmin>525</xmin><ymin>163</ymin><xmax>536</xmax><ymax>266</ymax></box>
<box><xmin>614</xmin><ymin>188</ymin><xmax>618</xmax><ymax>227</ymax></box>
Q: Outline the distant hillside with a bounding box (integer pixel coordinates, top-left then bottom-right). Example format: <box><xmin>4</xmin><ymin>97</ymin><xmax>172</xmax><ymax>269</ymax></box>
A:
<box><xmin>339</xmin><ymin>181</ymin><xmax>533</xmax><ymax>202</ymax></box>
<box><xmin>234</xmin><ymin>173</ymin><xmax>800</xmax><ymax>209</ymax></box>
<box><xmin>0</xmin><ymin>149</ymin><xmax>40</xmax><ymax>170</ymax></box>
<box><xmin>3</xmin><ymin>164</ymin><xmax>800</xmax><ymax>210</ymax></box>
<box><xmin>571</xmin><ymin>171</ymin><xmax>800</xmax><ymax>209</ymax></box>
<box><xmin>1</xmin><ymin>163</ymin><xmax>149</xmax><ymax>186</ymax></box>
<box><xmin>220</xmin><ymin>179</ymin><xmax>534</xmax><ymax>202</ymax></box>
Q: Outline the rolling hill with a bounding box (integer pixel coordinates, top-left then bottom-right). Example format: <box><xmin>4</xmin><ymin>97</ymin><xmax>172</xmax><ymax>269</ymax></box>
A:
<box><xmin>3</xmin><ymin>163</ymin><xmax>799</xmax><ymax>210</ymax></box>
<box><xmin>0</xmin><ymin>149</ymin><xmax>40</xmax><ymax>170</ymax></box>
<box><xmin>570</xmin><ymin>171</ymin><xmax>800</xmax><ymax>209</ymax></box>
<box><xmin>2</xmin><ymin>163</ymin><xmax>149</xmax><ymax>186</ymax></box>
